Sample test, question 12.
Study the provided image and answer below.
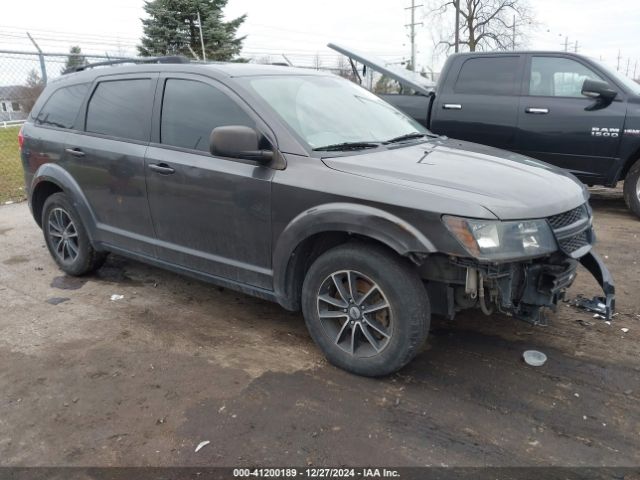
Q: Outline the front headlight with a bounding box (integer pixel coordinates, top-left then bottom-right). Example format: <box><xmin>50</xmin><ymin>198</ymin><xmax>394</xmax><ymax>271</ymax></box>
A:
<box><xmin>443</xmin><ymin>216</ymin><xmax>557</xmax><ymax>261</ymax></box>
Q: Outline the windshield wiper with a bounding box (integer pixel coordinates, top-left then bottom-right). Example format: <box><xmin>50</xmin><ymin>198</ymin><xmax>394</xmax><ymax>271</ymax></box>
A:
<box><xmin>385</xmin><ymin>132</ymin><xmax>428</xmax><ymax>144</ymax></box>
<box><xmin>313</xmin><ymin>141</ymin><xmax>381</xmax><ymax>152</ymax></box>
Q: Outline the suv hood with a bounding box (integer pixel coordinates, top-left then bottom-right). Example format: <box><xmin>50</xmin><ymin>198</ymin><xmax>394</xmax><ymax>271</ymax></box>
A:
<box><xmin>322</xmin><ymin>138</ymin><xmax>588</xmax><ymax>220</ymax></box>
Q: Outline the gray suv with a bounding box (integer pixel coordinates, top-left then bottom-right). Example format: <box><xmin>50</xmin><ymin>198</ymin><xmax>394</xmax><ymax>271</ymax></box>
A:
<box><xmin>20</xmin><ymin>58</ymin><xmax>615</xmax><ymax>376</ymax></box>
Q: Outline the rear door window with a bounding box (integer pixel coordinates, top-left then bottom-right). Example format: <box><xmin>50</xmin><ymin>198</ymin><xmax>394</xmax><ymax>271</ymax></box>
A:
<box><xmin>86</xmin><ymin>79</ymin><xmax>152</xmax><ymax>142</ymax></box>
<box><xmin>160</xmin><ymin>78</ymin><xmax>254</xmax><ymax>152</ymax></box>
<box><xmin>34</xmin><ymin>83</ymin><xmax>89</xmax><ymax>129</ymax></box>
<box><xmin>455</xmin><ymin>57</ymin><xmax>520</xmax><ymax>95</ymax></box>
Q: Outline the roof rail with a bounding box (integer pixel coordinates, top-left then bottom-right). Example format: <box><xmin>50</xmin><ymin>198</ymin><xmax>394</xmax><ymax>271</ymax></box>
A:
<box><xmin>63</xmin><ymin>55</ymin><xmax>190</xmax><ymax>74</ymax></box>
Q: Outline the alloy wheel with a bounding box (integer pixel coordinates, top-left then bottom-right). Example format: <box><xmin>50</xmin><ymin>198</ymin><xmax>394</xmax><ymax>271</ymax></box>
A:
<box><xmin>316</xmin><ymin>270</ymin><xmax>393</xmax><ymax>357</ymax></box>
<box><xmin>48</xmin><ymin>207</ymin><xmax>80</xmax><ymax>263</ymax></box>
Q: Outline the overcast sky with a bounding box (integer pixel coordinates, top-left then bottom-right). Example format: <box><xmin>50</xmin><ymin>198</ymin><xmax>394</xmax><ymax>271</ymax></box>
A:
<box><xmin>1</xmin><ymin>0</ymin><xmax>639</xmax><ymax>78</ymax></box>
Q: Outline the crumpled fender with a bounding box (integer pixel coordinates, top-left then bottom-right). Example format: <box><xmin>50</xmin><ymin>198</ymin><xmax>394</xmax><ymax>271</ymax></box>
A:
<box><xmin>579</xmin><ymin>250</ymin><xmax>616</xmax><ymax>319</ymax></box>
<box><xmin>272</xmin><ymin>202</ymin><xmax>436</xmax><ymax>309</ymax></box>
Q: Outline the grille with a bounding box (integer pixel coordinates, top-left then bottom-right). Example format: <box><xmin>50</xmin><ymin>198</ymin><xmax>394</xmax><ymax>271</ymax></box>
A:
<box><xmin>547</xmin><ymin>204</ymin><xmax>592</xmax><ymax>256</ymax></box>
<box><xmin>547</xmin><ymin>205</ymin><xmax>588</xmax><ymax>230</ymax></box>
<box><xmin>559</xmin><ymin>231</ymin><xmax>590</xmax><ymax>254</ymax></box>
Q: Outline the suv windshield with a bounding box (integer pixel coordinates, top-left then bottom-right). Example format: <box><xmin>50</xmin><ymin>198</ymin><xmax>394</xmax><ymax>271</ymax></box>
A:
<box><xmin>245</xmin><ymin>75</ymin><xmax>428</xmax><ymax>149</ymax></box>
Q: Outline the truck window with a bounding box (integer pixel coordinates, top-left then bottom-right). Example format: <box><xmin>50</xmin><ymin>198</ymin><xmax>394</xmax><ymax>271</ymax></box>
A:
<box><xmin>86</xmin><ymin>79</ymin><xmax>152</xmax><ymax>142</ymax></box>
<box><xmin>160</xmin><ymin>79</ymin><xmax>254</xmax><ymax>152</ymax></box>
<box><xmin>529</xmin><ymin>57</ymin><xmax>604</xmax><ymax>98</ymax></box>
<box><xmin>454</xmin><ymin>57</ymin><xmax>519</xmax><ymax>95</ymax></box>
<box><xmin>34</xmin><ymin>83</ymin><xmax>89</xmax><ymax>129</ymax></box>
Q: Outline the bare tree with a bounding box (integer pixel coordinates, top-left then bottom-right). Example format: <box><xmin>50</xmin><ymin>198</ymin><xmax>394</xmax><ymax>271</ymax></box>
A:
<box><xmin>335</xmin><ymin>56</ymin><xmax>359</xmax><ymax>81</ymax></box>
<box><xmin>312</xmin><ymin>53</ymin><xmax>323</xmax><ymax>71</ymax></box>
<box><xmin>427</xmin><ymin>0</ymin><xmax>534</xmax><ymax>52</ymax></box>
<box><xmin>17</xmin><ymin>69</ymin><xmax>45</xmax><ymax>114</ymax></box>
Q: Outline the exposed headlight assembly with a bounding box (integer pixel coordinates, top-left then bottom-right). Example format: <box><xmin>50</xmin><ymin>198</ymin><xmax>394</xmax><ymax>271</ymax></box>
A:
<box><xmin>443</xmin><ymin>216</ymin><xmax>557</xmax><ymax>261</ymax></box>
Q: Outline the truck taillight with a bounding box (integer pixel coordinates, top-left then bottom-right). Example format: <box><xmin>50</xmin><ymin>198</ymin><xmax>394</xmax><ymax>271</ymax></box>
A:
<box><xmin>18</xmin><ymin>125</ymin><xmax>24</xmax><ymax>151</ymax></box>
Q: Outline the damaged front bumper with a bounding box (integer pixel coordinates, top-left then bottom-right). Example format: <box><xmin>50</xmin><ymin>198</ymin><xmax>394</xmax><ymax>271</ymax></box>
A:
<box><xmin>423</xmin><ymin>203</ymin><xmax>615</xmax><ymax>324</ymax></box>
<box><xmin>423</xmin><ymin>250</ymin><xmax>615</xmax><ymax>324</ymax></box>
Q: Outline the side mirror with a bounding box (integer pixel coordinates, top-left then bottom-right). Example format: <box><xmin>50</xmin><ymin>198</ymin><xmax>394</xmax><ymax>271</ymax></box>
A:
<box><xmin>209</xmin><ymin>125</ymin><xmax>273</xmax><ymax>164</ymax></box>
<box><xmin>582</xmin><ymin>79</ymin><xmax>617</xmax><ymax>101</ymax></box>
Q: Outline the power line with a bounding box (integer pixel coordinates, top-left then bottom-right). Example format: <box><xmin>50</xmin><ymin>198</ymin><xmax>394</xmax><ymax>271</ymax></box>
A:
<box><xmin>0</xmin><ymin>25</ymin><xmax>141</xmax><ymax>43</ymax></box>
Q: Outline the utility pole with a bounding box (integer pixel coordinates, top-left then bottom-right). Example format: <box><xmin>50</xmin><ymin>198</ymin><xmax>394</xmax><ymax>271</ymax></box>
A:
<box><xmin>197</xmin><ymin>11</ymin><xmax>206</xmax><ymax>61</ymax></box>
<box><xmin>617</xmin><ymin>50</ymin><xmax>622</xmax><ymax>71</ymax></box>
<box><xmin>574</xmin><ymin>40</ymin><xmax>578</xmax><ymax>53</ymax></box>
<box><xmin>405</xmin><ymin>0</ymin><xmax>423</xmax><ymax>71</ymax></box>
<box><xmin>26</xmin><ymin>32</ymin><xmax>47</xmax><ymax>84</ymax></box>
<box><xmin>626</xmin><ymin>58</ymin><xmax>631</xmax><ymax>76</ymax></box>
<box><xmin>634</xmin><ymin>60</ymin><xmax>638</xmax><ymax>80</ymax></box>
<box><xmin>564</xmin><ymin>36</ymin><xmax>569</xmax><ymax>52</ymax></box>
<box><xmin>454</xmin><ymin>0</ymin><xmax>460</xmax><ymax>53</ymax></box>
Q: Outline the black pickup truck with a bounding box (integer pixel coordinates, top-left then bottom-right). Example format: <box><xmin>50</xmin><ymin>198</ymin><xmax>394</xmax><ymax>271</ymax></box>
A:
<box><xmin>330</xmin><ymin>44</ymin><xmax>640</xmax><ymax>218</ymax></box>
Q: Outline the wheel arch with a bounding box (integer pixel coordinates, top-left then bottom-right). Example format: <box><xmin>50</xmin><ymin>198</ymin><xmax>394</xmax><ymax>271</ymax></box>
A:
<box><xmin>618</xmin><ymin>149</ymin><xmax>640</xmax><ymax>182</ymax></box>
<box><xmin>272</xmin><ymin>203</ymin><xmax>436</xmax><ymax>311</ymax></box>
<box><xmin>30</xmin><ymin>163</ymin><xmax>98</xmax><ymax>243</ymax></box>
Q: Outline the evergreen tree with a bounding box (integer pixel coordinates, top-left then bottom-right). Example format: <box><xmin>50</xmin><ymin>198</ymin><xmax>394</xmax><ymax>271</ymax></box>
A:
<box><xmin>62</xmin><ymin>46</ymin><xmax>87</xmax><ymax>73</ymax></box>
<box><xmin>138</xmin><ymin>0</ymin><xmax>246</xmax><ymax>61</ymax></box>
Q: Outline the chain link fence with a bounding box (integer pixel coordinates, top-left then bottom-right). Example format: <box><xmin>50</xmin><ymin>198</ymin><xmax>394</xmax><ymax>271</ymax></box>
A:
<box><xmin>0</xmin><ymin>50</ymin><xmax>132</xmax><ymax>203</ymax></box>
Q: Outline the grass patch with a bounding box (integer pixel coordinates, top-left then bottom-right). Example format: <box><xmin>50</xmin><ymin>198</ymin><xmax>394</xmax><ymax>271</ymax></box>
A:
<box><xmin>0</xmin><ymin>126</ymin><xmax>25</xmax><ymax>203</ymax></box>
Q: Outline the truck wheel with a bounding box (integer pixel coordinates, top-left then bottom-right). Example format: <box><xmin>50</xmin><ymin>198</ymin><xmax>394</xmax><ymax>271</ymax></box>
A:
<box><xmin>42</xmin><ymin>192</ymin><xmax>107</xmax><ymax>276</ymax></box>
<box><xmin>623</xmin><ymin>159</ymin><xmax>640</xmax><ymax>219</ymax></box>
<box><xmin>301</xmin><ymin>243</ymin><xmax>430</xmax><ymax>377</ymax></box>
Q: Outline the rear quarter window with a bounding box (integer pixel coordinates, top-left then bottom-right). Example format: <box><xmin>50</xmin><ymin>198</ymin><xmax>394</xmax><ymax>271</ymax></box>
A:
<box><xmin>454</xmin><ymin>57</ymin><xmax>520</xmax><ymax>95</ymax></box>
<box><xmin>34</xmin><ymin>83</ymin><xmax>89</xmax><ymax>129</ymax></box>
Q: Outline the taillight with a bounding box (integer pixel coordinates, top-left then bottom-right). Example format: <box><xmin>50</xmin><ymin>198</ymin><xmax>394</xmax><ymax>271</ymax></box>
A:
<box><xmin>18</xmin><ymin>124</ymin><xmax>24</xmax><ymax>151</ymax></box>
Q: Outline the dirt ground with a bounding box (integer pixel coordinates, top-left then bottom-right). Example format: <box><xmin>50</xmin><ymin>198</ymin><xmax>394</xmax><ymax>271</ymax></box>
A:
<box><xmin>0</xmin><ymin>187</ymin><xmax>638</xmax><ymax>468</ymax></box>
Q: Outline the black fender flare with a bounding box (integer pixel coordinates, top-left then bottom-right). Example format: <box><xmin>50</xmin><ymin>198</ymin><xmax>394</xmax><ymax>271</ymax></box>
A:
<box><xmin>30</xmin><ymin>163</ymin><xmax>99</xmax><ymax>244</ymax></box>
<box><xmin>578</xmin><ymin>250</ymin><xmax>616</xmax><ymax>319</ymax></box>
<box><xmin>272</xmin><ymin>202</ymin><xmax>436</xmax><ymax>309</ymax></box>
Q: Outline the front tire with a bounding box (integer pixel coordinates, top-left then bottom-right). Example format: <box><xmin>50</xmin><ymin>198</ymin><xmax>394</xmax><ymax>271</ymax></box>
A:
<box><xmin>623</xmin><ymin>159</ymin><xmax>640</xmax><ymax>219</ymax></box>
<box><xmin>42</xmin><ymin>192</ymin><xmax>106</xmax><ymax>276</ymax></box>
<box><xmin>301</xmin><ymin>243</ymin><xmax>430</xmax><ymax>377</ymax></box>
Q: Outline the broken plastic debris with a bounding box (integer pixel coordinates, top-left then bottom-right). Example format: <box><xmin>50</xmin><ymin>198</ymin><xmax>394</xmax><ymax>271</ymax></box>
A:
<box><xmin>621</xmin><ymin>328</ymin><xmax>629</xmax><ymax>333</ymax></box>
<box><xmin>195</xmin><ymin>440</ymin><xmax>210</xmax><ymax>453</ymax></box>
<box><xmin>110</xmin><ymin>294</ymin><xmax>124</xmax><ymax>301</ymax></box>
<box><xmin>523</xmin><ymin>350</ymin><xmax>547</xmax><ymax>367</ymax></box>
<box><xmin>569</xmin><ymin>295</ymin><xmax>610</xmax><ymax>318</ymax></box>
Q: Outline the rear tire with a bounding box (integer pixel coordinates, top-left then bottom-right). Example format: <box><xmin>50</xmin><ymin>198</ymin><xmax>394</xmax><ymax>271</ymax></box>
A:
<box><xmin>301</xmin><ymin>243</ymin><xmax>430</xmax><ymax>377</ymax></box>
<box><xmin>42</xmin><ymin>192</ymin><xmax>107</xmax><ymax>276</ymax></box>
<box><xmin>623</xmin><ymin>159</ymin><xmax>640</xmax><ymax>219</ymax></box>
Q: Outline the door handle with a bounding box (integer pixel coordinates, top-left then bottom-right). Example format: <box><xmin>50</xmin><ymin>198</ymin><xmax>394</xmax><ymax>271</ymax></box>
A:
<box><xmin>525</xmin><ymin>107</ymin><xmax>549</xmax><ymax>114</ymax></box>
<box><xmin>65</xmin><ymin>147</ymin><xmax>85</xmax><ymax>157</ymax></box>
<box><xmin>148</xmin><ymin>163</ymin><xmax>175</xmax><ymax>175</ymax></box>
<box><xmin>443</xmin><ymin>103</ymin><xmax>462</xmax><ymax>110</ymax></box>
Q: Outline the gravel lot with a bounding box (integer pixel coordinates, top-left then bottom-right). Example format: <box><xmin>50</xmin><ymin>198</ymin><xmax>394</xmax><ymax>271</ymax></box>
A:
<box><xmin>0</xmin><ymin>188</ymin><xmax>638</xmax><ymax>467</ymax></box>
